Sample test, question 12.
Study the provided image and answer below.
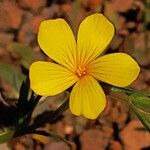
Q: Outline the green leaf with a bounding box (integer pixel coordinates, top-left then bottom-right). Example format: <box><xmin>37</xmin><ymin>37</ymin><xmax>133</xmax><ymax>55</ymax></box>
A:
<box><xmin>0</xmin><ymin>63</ymin><xmax>26</xmax><ymax>93</ymax></box>
<box><xmin>10</xmin><ymin>42</ymin><xmax>35</xmax><ymax>69</ymax></box>
<box><xmin>131</xmin><ymin>93</ymin><xmax>150</xmax><ymax>111</ymax></box>
<box><xmin>0</xmin><ymin>128</ymin><xmax>15</xmax><ymax>143</ymax></box>
<box><xmin>16</xmin><ymin>79</ymin><xmax>41</xmax><ymax>127</ymax></box>
<box><xmin>111</xmin><ymin>86</ymin><xmax>135</xmax><ymax>94</ymax></box>
<box><xmin>130</xmin><ymin>103</ymin><xmax>150</xmax><ymax>132</ymax></box>
<box><xmin>18</xmin><ymin>78</ymin><xmax>30</xmax><ymax>107</ymax></box>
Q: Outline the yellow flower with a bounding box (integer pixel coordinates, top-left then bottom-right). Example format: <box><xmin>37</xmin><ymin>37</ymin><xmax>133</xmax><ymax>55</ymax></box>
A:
<box><xmin>29</xmin><ymin>13</ymin><xmax>140</xmax><ymax>119</ymax></box>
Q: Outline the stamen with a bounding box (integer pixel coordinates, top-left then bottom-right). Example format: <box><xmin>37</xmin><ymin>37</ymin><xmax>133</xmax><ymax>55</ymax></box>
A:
<box><xmin>83</xmin><ymin>71</ymin><xmax>86</xmax><ymax>75</ymax></box>
<box><xmin>76</xmin><ymin>66</ymin><xmax>87</xmax><ymax>77</ymax></box>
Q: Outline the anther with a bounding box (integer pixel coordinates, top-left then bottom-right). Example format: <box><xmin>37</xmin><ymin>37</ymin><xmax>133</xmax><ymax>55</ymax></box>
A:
<box><xmin>83</xmin><ymin>71</ymin><xmax>86</xmax><ymax>75</ymax></box>
<box><xmin>83</xmin><ymin>67</ymin><xmax>86</xmax><ymax>71</ymax></box>
<box><xmin>76</xmin><ymin>66</ymin><xmax>87</xmax><ymax>77</ymax></box>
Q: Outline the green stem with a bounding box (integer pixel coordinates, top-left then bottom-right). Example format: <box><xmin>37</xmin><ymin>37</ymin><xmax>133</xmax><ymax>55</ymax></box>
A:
<box><xmin>14</xmin><ymin>99</ymin><xmax>69</xmax><ymax>137</ymax></box>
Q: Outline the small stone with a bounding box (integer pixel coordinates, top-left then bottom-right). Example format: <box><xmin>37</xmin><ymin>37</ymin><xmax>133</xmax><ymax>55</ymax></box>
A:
<box><xmin>81</xmin><ymin>0</ymin><xmax>103</xmax><ymax>10</ymax></box>
<box><xmin>14</xmin><ymin>143</ymin><xmax>26</xmax><ymax>150</ymax></box>
<box><xmin>18</xmin><ymin>14</ymin><xmax>43</xmax><ymax>45</ymax></box>
<box><xmin>101</xmin><ymin>126</ymin><xmax>114</xmax><ymax>138</ymax></box>
<box><xmin>0</xmin><ymin>1</ymin><xmax>23</xmax><ymax>30</ymax></box>
<box><xmin>131</xmin><ymin>72</ymin><xmax>149</xmax><ymax>90</ymax></box>
<box><xmin>54</xmin><ymin>121</ymin><xmax>65</xmax><ymax>137</ymax></box>
<box><xmin>119</xmin><ymin>29</ymin><xmax>129</xmax><ymax>36</ymax></box>
<box><xmin>80</xmin><ymin>129</ymin><xmax>110</xmax><ymax>150</ymax></box>
<box><xmin>115</xmin><ymin>0</ymin><xmax>134</xmax><ymax>12</ymax></box>
<box><xmin>18</xmin><ymin>0</ymin><xmax>46</xmax><ymax>11</ymax></box>
<box><xmin>120</xmin><ymin>120</ymin><xmax>150</xmax><ymax>150</ymax></box>
<box><xmin>105</xmin><ymin>100</ymin><xmax>128</xmax><ymax>129</ymax></box>
<box><xmin>109</xmin><ymin>141</ymin><xmax>122</xmax><ymax>150</ymax></box>
<box><xmin>100</xmin><ymin>97</ymin><xmax>111</xmax><ymax>116</ymax></box>
<box><xmin>134</xmin><ymin>0</ymin><xmax>144</xmax><ymax>10</ymax></box>
<box><xmin>18</xmin><ymin>24</ymin><xmax>35</xmax><ymax>45</ymax></box>
<box><xmin>30</xmin><ymin>16</ymin><xmax>43</xmax><ymax>34</ymax></box>
<box><xmin>133</xmin><ymin>33</ymin><xmax>146</xmax><ymax>52</ymax></box>
<box><xmin>64</xmin><ymin>125</ymin><xmax>73</xmax><ymax>135</ymax></box>
<box><xmin>105</xmin><ymin>0</ymin><xmax>134</xmax><ymax>15</ymax></box>
<box><xmin>143</xmin><ymin>69</ymin><xmax>150</xmax><ymax>82</ymax></box>
<box><xmin>60</xmin><ymin>3</ymin><xmax>72</xmax><ymax>14</ymax></box>
<box><xmin>0</xmin><ymin>33</ymin><xmax>14</xmax><ymax>47</ymax></box>
<box><xmin>127</xmin><ymin>22</ymin><xmax>136</xmax><ymax>29</ymax></box>
<box><xmin>44</xmin><ymin>142</ymin><xmax>69</xmax><ymax>150</ymax></box>
<box><xmin>41</xmin><ymin>4</ymin><xmax>60</xmax><ymax>19</ymax></box>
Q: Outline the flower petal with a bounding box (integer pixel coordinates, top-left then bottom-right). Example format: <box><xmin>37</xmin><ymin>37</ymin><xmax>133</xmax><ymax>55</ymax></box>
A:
<box><xmin>29</xmin><ymin>61</ymin><xmax>78</xmax><ymax>96</ymax></box>
<box><xmin>38</xmin><ymin>19</ymin><xmax>76</xmax><ymax>72</ymax></box>
<box><xmin>89</xmin><ymin>53</ymin><xmax>140</xmax><ymax>87</ymax></box>
<box><xmin>77</xmin><ymin>13</ymin><xmax>114</xmax><ymax>66</ymax></box>
<box><xmin>70</xmin><ymin>75</ymin><xmax>106</xmax><ymax>119</ymax></box>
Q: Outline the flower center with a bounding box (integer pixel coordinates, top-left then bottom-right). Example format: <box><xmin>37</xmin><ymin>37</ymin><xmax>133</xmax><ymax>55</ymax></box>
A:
<box><xmin>76</xmin><ymin>66</ymin><xmax>87</xmax><ymax>78</ymax></box>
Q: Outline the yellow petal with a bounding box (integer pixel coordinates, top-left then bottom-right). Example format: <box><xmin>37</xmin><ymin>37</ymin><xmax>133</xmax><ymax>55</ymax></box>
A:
<box><xmin>89</xmin><ymin>53</ymin><xmax>140</xmax><ymax>87</ymax></box>
<box><xmin>70</xmin><ymin>75</ymin><xmax>106</xmax><ymax>119</ymax></box>
<box><xmin>29</xmin><ymin>61</ymin><xmax>78</xmax><ymax>96</ymax></box>
<box><xmin>38</xmin><ymin>19</ymin><xmax>76</xmax><ymax>72</ymax></box>
<box><xmin>77</xmin><ymin>13</ymin><xmax>114</xmax><ymax>66</ymax></box>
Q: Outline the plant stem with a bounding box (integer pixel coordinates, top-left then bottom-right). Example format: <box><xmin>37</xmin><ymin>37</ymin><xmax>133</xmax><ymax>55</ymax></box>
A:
<box><xmin>14</xmin><ymin>99</ymin><xmax>69</xmax><ymax>137</ymax></box>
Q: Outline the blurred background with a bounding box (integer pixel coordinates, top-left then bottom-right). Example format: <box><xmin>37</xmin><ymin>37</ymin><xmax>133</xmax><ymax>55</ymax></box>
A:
<box><xmin>0</xmin><ymin>0</ymin><xmax>150</xmax><ymax>149</ymax></box>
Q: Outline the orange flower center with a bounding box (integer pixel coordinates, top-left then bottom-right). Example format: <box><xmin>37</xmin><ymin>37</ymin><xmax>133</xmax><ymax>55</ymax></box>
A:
<box><xmin>76</xmin><ymin>66</ymin><xmax>88</xmax><ymax>78</ymax></box>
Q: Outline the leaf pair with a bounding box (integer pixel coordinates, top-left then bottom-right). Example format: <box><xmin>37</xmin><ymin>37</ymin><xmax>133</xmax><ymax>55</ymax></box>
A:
<box><xmin>111</xmin><ymin>86</ymin><xmax>150</xmax><ymax>131</ymax></box>
<box><xmin>130</xmin><ymin>93</ymin><xmax>150</xmax><ymax>131</ymax></box>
